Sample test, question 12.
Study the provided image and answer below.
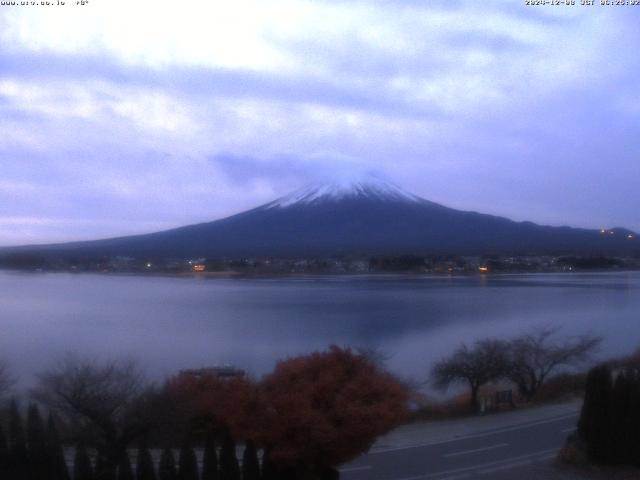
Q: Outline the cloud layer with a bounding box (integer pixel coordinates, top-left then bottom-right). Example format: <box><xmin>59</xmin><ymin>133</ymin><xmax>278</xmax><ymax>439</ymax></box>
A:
<box><xmin>1</xmin><ymin>1</ymin><xmax>639</xmax><ymax>245</ymax></box>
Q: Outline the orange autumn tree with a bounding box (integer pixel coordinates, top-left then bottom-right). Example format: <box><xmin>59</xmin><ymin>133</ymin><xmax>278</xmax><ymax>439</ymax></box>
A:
<box><xmin>165</xmin><ymin>372</ymin><xmax>264</xmax><ymax>441</ymax></box>
<box><xmin>260</xmin><ymin>346</ymin><xmax>409</xmax><ymax>478</ymax></box>
<box><xmin>166</xmin><ymin>347</ymin><xmax>409</xmax><ymax>480</ymax></box>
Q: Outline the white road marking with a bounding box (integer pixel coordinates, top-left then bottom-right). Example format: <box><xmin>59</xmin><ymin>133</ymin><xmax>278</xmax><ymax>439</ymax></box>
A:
<box><xmin>478</xmin><ymin>459</ymin><xmax>532</xmax><ymax>474</ymax></box>
<box><xmin>393</xmin><ymin>448</ymin><xmax>557</xmax><ymax>480</ymax></box>
<box><xmin>339</xmin><ymin>465</ymin><xmax>372</xmax><ymax>473</ymax></box>
<box><xmin>535</xmin><ymin>452</ymin><xmax>557</xmax><ymax>461</ymax></box>
<box><xmin>372</xmin><ymin>413</ymin><xmax>578</xmax><ymax>454</ymax></box>
<box><xmin>561</xmin><ymin>427</ymin><xmax>576</xmax><ymax>433</ymax></box>
<box><xmin>443</xmin><ymin>443</ymin><xmax>508</xmax><ymax>458</ymax></box>
<box><xmin>435</xmin><ymin>474</ymin><xmax>471</xmax><ymax>480</ymax></box>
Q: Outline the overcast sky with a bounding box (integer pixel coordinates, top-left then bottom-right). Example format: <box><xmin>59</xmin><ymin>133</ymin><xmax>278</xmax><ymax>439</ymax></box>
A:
<box><xmin>1</xmin><ymin>0</ymin><xmax>639</xmax><ymax>245</ymax></box>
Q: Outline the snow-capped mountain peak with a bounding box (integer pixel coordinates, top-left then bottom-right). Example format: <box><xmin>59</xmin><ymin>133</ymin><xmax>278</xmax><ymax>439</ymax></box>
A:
<box><xmin>266</xmin><ymin>177</ymin><xmax>423</xmax><ymax>208</ymax></box>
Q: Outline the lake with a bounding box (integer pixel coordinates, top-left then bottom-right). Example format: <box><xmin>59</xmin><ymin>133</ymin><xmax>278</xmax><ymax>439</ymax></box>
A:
<box><xmin>1</xmin><ymin>271</ymin><xmax>639</xmax><ymax>389</ymax></box>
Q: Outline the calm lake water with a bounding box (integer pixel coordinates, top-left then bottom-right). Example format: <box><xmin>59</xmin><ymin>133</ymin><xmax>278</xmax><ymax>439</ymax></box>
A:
<box><xmin>1</xmin><ymin>271</ymin><xmax>639</xmax><ymax>388</ymax></box>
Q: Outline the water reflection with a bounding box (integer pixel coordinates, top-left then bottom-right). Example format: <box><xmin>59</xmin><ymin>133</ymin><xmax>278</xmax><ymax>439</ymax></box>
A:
<box><xmin>0</xmin><ymin>271</ymin><xmax>638</xmax><ymax>389</ymax></box>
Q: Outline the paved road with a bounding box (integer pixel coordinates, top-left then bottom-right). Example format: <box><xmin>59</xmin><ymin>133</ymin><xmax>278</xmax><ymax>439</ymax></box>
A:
<box><xmin>340</xmin><ymin>407</ymin><xmax>580</xmax><ymax>480</ymax></box>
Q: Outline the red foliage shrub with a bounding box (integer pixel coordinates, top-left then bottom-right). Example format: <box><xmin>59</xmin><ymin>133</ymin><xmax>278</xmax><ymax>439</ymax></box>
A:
<box><xmin>259</xmin><ymin>346</ymin><xmax>409</xmax><ymax>471</ymax></box>
<box><xmin>166</xmin><ymin>346</ymin><xmax>409</xmax><ymax>478</ymax></box>
<box><xmin>165</xmin><ymin>373</ymin><xmax>264</xmax><ymax>441</ymax></box>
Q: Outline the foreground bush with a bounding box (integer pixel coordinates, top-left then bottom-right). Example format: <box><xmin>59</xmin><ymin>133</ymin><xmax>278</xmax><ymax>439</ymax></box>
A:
<box><xmin>9</xmin><ymin>346</ymin><xmax>409</xmax><ymax>480</ymax></box>
<box><xmin>534</xmin><ymin>372</ymin><xmax>586</xmax><ymax>403</ymax></box>
<box><xmin>576</xmin><ymin>364</ymin><xmax>640</xmax><ymax>466</ymax></box>
<box><xmin>260</xmin><ymin>346</ymin><xmax>409</xmax><ymax>479</ymax></box>
<box><xmin>167</xmin><ymin>345</ymin><xmax>409</xmax><ymax>480</ymax></box>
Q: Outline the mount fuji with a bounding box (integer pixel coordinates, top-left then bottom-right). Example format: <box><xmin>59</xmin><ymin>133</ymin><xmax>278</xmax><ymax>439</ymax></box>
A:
<box><xmin>2</xmin><ymin>177</ymin><xmax>638</xmax><ymax>259</ymax></box>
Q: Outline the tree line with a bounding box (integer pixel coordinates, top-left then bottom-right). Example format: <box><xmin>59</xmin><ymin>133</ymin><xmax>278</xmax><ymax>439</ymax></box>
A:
<box><xmin>574</xmin><ymin>352</ymin><xmax>640</xmax><ymax>467</ymax></box>
<box><xmin>0</xmin><ymin>402</ymin><xmax>68</xmax><ymax>480</ymax></box>
<box><xmin>0</xmin><ymin>330</ymin><xmax>608</xmax><ymax>479</ymax></box>
<box><xmin>0</xmin><ymin>346</ymin><xmax>409</xmax><ymax>480</ymax></box>
<box><xmin>0</xmin><ymin>401</ymin><xmax>263</xmax><ymax>480</ymax></box>
<box><xmin>430</xmin><ymin>327</ymin><xmax>601</xmax><ymax>410</ymax></box>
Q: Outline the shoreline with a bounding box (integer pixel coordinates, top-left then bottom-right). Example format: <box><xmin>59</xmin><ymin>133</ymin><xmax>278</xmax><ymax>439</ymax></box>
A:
<box><xmin>0</xmin><ymin>267</ymin><xmax>639</xmax><ymax>281</ymax></box>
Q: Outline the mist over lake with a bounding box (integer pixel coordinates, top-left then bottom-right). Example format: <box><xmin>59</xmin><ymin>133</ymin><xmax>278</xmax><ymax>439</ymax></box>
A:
<box><xmin>1</xmin><ymin>271</ymin><xmax>639</xmax><ymax>389</ymax></box>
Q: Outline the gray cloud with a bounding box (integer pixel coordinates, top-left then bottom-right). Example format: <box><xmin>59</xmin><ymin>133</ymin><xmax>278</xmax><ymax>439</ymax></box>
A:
<box><xmin>0</xmin><ymin>2</ymin><xmax>639</xmax><ymax>245</ymax></box>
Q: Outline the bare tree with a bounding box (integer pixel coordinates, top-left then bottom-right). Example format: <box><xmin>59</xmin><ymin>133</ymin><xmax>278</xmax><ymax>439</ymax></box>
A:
<box><xmin>431</xmin><ymin>339</ymin><xmax>510</xmax><ymax>411</ymax></box>
<box><xmin>32</xmin><ymin>356</ymin><xmax>159</xmax><ymax>480</ymax></box>
<box><xmin>506</xmin><ymin>327</ymin><xmax>601</xmax><ymax>402</ymax></box>
<box><xmin>0</xmin><ymin>360</ymin><xmax>14</xmax><ymax>398</ymax></box>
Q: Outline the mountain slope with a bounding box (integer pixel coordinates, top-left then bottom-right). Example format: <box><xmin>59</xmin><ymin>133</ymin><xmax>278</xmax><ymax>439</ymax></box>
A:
<box><xmin>2</xmin><ymin>179</ymin><xmax>638</xmax><ymax>258</ymax></box>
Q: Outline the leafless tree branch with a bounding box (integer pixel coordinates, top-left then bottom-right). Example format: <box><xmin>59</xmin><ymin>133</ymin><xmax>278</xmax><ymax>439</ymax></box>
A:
<box><xmin>0</xmin><ymin>359</ymin><xmax>14</xmax><ymax>398</ymax></box>
<box><xmin>32</xmin><ymin>355</ymin><xmax>158</xmax><ymax>477</ymax></box>
<box><xmin>430</xmin><ymin>339</ymin><xmax>510</xmax><ymax>410</ymax></box>
<box><xmin>506</xmin><ymin>327</ymin><xmax>601</xmax><ymax>401</ymax></box>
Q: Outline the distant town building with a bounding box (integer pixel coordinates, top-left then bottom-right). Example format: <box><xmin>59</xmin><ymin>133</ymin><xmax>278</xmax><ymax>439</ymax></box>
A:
<box><xmin>108</xmin><ymin>256</ymin><xmax>135</xmax><ymax>270</ymax></box>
